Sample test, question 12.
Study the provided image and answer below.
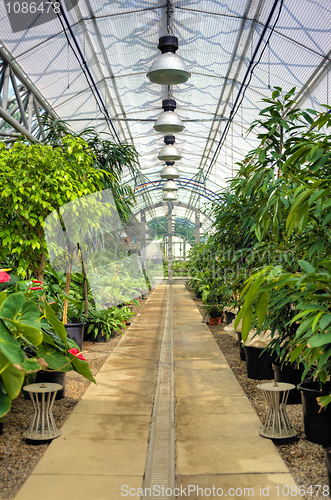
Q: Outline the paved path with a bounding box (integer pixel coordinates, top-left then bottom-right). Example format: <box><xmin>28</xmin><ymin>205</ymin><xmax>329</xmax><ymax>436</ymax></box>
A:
<box><xmin>15</xmin><ymin>283</ymin><xmax>297</xmax><ymax>500</ymax></box>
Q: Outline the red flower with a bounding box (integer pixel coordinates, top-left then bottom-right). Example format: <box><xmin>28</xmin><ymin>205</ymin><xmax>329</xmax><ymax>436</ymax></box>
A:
<box><xmin>32</xmin><ymin>280</ymin><xmax>43</xmax><ymax>284</ymax></box>
<box><xmin>68</xmin><ymin>348</ymin><xmax>87</xmax><ymax>361</ymax></box>
<box><xmin>29</xmin><ymin>286</ymin><xmax>43</xmax><ymax>290</ymax></box>
<box><xmin>0</xmin><ymin>272</ymin><xmax>10</xmax><ymax>283</ymax></box>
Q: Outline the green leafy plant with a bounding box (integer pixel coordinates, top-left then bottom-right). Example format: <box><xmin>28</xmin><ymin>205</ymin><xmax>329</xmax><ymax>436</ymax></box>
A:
<box><xmin>0</xmin><ymin>137</ymin><xmax>106</xmax><ymax>281</ymax></box>
<box><xmin>0</xmin><ymin>276</ymin><xmax>95</xmax><ymax>418</ymax></box>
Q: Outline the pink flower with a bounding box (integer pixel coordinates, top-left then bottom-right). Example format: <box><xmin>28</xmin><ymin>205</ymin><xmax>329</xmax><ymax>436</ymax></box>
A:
<box><xmin>68</xmin><ymin>348</ymin><xmax>87</xmax><ymax>362</ymax></box>
<box><xmin>29</xmin><ymin>286</ymin><xmax>43</xmax><ymax>290</ymax></box>
<box><xmin>0</xmin><ymin>271</ymin><xmax>10</xmax><ymax>283</ymax></box>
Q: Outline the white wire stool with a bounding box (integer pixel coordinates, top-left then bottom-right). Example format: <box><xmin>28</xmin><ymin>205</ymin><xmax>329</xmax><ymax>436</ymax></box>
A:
<box><xmin>23</xmin><ymin>382</ymin><xmax>62</xmax><ymax>441</ymax></box>
<box><xmin>257</xmin><ymin>382</ymin><xmax>297</xmax><ymax>440</ymax></box>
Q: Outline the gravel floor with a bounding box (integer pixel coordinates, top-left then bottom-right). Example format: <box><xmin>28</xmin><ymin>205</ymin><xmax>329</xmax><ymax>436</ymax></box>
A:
<box><xmin>189</xmin><ymin>292</ymin><xmax>330</xmax><ymax>498</ymax></box>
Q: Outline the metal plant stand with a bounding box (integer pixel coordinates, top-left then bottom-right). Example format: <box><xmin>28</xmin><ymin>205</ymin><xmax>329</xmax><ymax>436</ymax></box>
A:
<box><xmin>257</xmin><ymin>382</ymin><xmax>297</xmax><ymax>440</ymax></box>
<box><xmin>23</xmin><ymin>383</ymin><xmax>63</xmax><ymax>441</ymax></box>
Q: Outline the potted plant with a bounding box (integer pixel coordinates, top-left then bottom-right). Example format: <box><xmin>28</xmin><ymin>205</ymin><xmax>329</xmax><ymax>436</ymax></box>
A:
<box><xmin>0</xmin><ymin>272</ymin><xmax>95</xmax><ymax>426</ymax></box>
<box><xmin>205</xmin><ymin>304</ymin><xmax>223</xmax><ymax>325</ymax></box>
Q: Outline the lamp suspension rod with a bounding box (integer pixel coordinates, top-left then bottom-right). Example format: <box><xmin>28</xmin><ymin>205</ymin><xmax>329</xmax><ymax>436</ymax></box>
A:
<box><xmin>203</xmin><ymin>0</ymin><xmax>283</xmax><ymax>182</ymax></box>
<box><xmin>55</xmin><ymin>1</ymin><xmax>121</xmax><ymax>143</ymax></box>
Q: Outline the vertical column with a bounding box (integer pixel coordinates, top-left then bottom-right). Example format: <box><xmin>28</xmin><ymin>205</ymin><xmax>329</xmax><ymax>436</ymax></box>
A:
<box><xmin>195</xmin><ymin>211</ymin><xmax>200</xmax><ymax>245</ymax></box>
<box><xmin>167</xmin><ymin>204</ymin><xmax>173</xmax><ymax>280</ymax></box>
<box><xmin>141</xmin><ymin>210</ymin><xmax>146</xmax><ymax>270</ymax></box>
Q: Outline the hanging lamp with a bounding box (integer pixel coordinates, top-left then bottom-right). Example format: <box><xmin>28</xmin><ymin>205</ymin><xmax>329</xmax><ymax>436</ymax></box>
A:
<box><xmin>163</xmin><ymin>191</ymin><xmax>177</xmax><ymax>202</ymax></box>
<box><xmin>161</xmin><ymin>161</ymin><xmax>179</xmax><ymax>180</ymax></box>
<box><xmin>158</xmin><ymin>135</ymin><xmax>182</xmax><ymax>162</ymax></box>
<box><xmin>154</xmin><ymin>99</ymin><xmax>184</xmax><ymax>133</ymax></box>
<box><xmin>147</xmin><ymin>36</ymin><xmax>191</xmax><ymax>85</ymax></box>
<box><xmin>162</xmin><ymin>179</ymin><xmax>178</xmax><ymax>192</ymax></box>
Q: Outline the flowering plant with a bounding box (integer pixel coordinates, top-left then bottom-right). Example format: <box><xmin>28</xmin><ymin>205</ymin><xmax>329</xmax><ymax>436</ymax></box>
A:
<box><xmin>0</xmin><ymin>276</ymin><xmax>95</xmax><ymax>418</ymax></box>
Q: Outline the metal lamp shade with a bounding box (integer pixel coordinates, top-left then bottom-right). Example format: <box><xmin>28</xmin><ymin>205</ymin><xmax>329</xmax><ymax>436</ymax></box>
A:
<box><xmin>147</xmin><ymin>53</ymin><xmax>191</xmax><ymax>85</ymax></box>
<box><xmin>162</xmin><ymin>180</ymin><xmax>178</xmax><ymax>192</ymax></box>
<box><xmin>154</xmin><ymin>111</ymin><xmax>185</xmax><ymax>133</ymax></box>
<box><xmin>163</xmin><ymin>191</ymin><xmax>177</xmax><ymax>202</ymax></box>
<box><xmin>158</xmin><ymin>144</ymin><xmax>182</xmax><ymax>162</ymax></box>
<box><xmin>160</xmin><ymin>164</ymin><xmax>179</xmax><ymax>179</ymax></box>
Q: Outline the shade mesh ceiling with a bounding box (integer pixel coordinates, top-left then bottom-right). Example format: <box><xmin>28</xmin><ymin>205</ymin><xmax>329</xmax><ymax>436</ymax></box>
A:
<box><xmin>0</xmin><ymin>0</ymin><xmax>330</xmax><ymax>224</ymax></box>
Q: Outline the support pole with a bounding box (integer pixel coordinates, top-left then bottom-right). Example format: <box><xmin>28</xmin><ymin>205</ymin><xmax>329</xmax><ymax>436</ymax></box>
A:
<box><xmin>167</xmin><ymin>204</ymin><xmax>173</xmax><ymax>280</ymax></box>
<box><xmin>195</xmin><ymin>212</ymin><xmax>200</xmax><ymax>245</ymax></box>
<box><xmin>141</xmin><ymin>211</ymin><xmax>146</xmax><ymax>269</ymax></box>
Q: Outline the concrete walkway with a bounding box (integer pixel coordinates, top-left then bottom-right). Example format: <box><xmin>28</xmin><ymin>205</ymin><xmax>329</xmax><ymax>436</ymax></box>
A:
<box><xmin>15</xmin><ymin>284</ymin><xmax>297</xmax><ymax>500</ymax></box>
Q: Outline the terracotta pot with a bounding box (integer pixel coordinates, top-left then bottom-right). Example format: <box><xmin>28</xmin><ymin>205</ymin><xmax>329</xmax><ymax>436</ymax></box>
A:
<box><xmin>208</xmin><ymin>316</ymin><xmax>222</xmax><ymax>325</ymax></box>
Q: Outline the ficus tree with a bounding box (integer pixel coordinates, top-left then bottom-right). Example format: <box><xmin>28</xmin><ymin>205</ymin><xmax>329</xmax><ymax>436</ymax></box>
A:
<box><xmin>0</xmin><ymin>136</ymin><xmax>106</xmax><ymax>280</ymax></box>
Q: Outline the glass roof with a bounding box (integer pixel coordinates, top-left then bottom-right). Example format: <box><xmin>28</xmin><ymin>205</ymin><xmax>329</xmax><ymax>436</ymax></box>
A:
<box><xmin>0</xmin><ymin>0</ymin><xmax>330</xmax><ymax>229</ymax></box>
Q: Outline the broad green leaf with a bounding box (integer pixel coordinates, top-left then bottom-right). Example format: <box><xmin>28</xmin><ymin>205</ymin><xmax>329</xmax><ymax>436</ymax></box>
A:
<box><xmin>37</xmin><ymin>345</ymin><xmax>71</xmax><ymax>371</ymax></box>
<box><xmin>0</xmin><ymin>292</ymin><xmax>7</xmax><ymax>310</ymax></box>
<box><xmin>256</xmin><ymin>291</ymin><xmax>269</xmax><ymax>329</ymax></box>
<box><xmin>234</xmin><ymin>307</ymin><xmax>244</xmax><ymax>330</ymax></box>
<box><xmin>0</xmin><ymin>293</ymin><xmax>26</xmax><ymax>322</ymax></box>
<box><xmin>319</xmin><ymin>314</ymin><xmax>331</xmax><ymax>331</ymax></box>
<box><xmin>241</xmin><ymin>304</ymin><xmax>253</xmax><ymax>344</ymax></box>
<box><xmin>322</xmin><ymin>212</ymin><xmax>331</xmax><ymax>229</ymax></box>
<box><xmin>44</xmin><ymin>303</ymin><xmax>68</xmax><ymax>344</ymax></box>
<box><xmin>0</xmin><ymin>351</ymin><xmax>24</xmax><ymax>399</ymax></box>
<box><xmin>0</xmin><ymin>320</ymin><xmax>25</xmax><ymax>366</ymax></box>
<box><xmin>70</xmin><ymin>355</ymin><xmax>95</xmax><ymax>384</ymax></box>
<box><xmin>308</xmin><ymin>332</ymin><xmax>331</xmax><ymax>348</ymax></box>
<box><xmin>312</xmin><ymin>312</ymin><xmax>323</xmax><ymax>332</ymax></box>
<box><xmin>298</xmin><ymin>260</ymin><xmax>315</xmax><ymax>274</ymax></box>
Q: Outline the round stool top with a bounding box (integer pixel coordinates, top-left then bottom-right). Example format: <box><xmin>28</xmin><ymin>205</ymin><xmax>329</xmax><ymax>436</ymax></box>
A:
<box><xmin>257</xmin><ymin>382</ymin><xmax>295</xmax><ymax>392</ymax></box>
<box><xmin>23</xmin><ymin>383</ymin><xmax>63</xmax><ymax>393</ymax></box>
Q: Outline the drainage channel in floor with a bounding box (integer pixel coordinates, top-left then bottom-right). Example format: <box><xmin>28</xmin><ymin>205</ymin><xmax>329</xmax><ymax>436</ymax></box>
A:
<box><xmin>142</xmin><ymin>284</ymin><xmax>176</xmax><ymax>500</ymax></box>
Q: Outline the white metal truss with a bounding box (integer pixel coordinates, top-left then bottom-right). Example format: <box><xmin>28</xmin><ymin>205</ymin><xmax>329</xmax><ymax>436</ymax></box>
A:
<box><xmin>0</xmin><ymin>46</ymin><xmax>56</xmax><ymax>143</ymax></box>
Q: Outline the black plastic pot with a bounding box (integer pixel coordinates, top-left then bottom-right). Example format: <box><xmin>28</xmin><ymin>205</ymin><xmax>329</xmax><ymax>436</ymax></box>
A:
<box><xmin>273</xmin><ymin>363</ymin><xmax>304</xmax><ymax>404</ymax></box>
<box><xmin>244</xmin><ymin>346</ymin><xmax>274</xmax><ymax>380</ymax></box>
<box><xmin>23</xmin><ymin>370</ymin><xmax>66</xmax><ymax>400</ymax></box>
<box><xmin>0</xmin><ymin>421</ymin><xmax>3</xmax><ymax>435</ymax></box>
<box><xmin>298</xmin><ymin>381</ymin><xmax>331</xmax><ymax>446</ymax></box>
<box><xmin>65</xmin><ymin>322</ymin><xmax>84</xmax><ymax>351</ymax></box>
<box><xmin>237</xmin><ymin>332</ymin><xmax>246</xmax><ymax>361</ymax></box>
<box><xmin>226</xmin><ymin>311</ymin><xmax>236</xmax><ymax>325</ymax></box>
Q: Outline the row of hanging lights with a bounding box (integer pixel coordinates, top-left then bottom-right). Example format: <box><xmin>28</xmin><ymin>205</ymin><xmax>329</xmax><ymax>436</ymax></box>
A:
<box><xmin>146</xmin><ymin>0</ymin><xmax>191</xmax><ymax>202</ymax></box>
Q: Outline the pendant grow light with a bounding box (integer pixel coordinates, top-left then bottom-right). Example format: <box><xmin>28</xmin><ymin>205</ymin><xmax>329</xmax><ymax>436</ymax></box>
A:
<box><xmin>154</xmin><ymin>98</ymin><xmax>184</xmax><ymax>133</ymax></box>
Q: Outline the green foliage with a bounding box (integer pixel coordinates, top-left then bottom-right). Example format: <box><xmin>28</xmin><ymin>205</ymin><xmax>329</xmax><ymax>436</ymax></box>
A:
<box><xmin>0</xmin><ymin>137</ymin><xmax>105</xmax><ymax>279</ymax></box>
<box><xmin>41</xmin><ymin>117</ymin><xmax>139</xmax><ymax>223</ymax></box>
<box><xmin>86</xmin><ymin>305</ymin><xmax>134</xmax><ymax>339</ymax></box>
<box><xmin>0</xmin><ymin>281</ymin><xmax>95</xmax><ymax>418</ymax></box>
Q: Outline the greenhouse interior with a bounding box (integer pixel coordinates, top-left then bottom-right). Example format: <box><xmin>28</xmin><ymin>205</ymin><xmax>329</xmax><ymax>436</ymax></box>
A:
<box><xmin>1</xmin><ymin>0</ymin><xmax>331</xmax><ymax>498</ymax></box>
